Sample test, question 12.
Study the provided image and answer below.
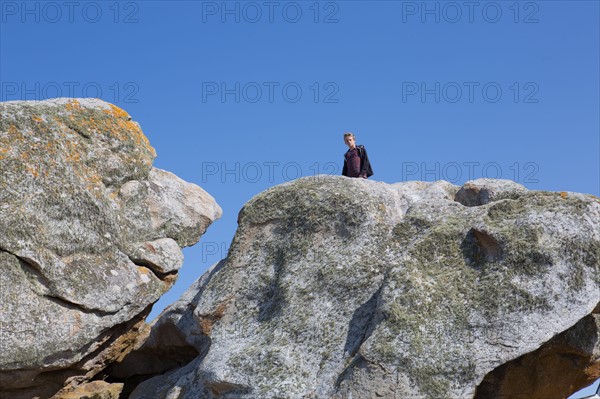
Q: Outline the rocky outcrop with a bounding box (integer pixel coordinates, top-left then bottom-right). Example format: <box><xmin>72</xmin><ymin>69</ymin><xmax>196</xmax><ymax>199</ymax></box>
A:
<box><xmin>126</xmin><ymin>176</ymin><xmax>599</xmax><ymax>399</ymax></box>
<box><xmin>0</xmin><ymin>99</ymin><xmax>221</xmax><ymax>398</ymax></box>
<box><xmin>54</xmin><ymin>381</ymin><xmax>124</xmax><ymax>399</ymax></box>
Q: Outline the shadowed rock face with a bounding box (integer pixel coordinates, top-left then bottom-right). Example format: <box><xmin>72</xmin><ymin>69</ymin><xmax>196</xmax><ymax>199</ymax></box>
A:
<box><xmin>127</xmin><ymin>176</ymin><xmax>599</xmax><ymax>399</ymax></box>
<box><xmin>0</xmin><ymin>99</ymin><xmax>221</xmax><ymax>399</ymax></box>
<box><xmin>475</xmin><ymin>312</ymin><xmax>600</xmax><ymax>399</ymax></box>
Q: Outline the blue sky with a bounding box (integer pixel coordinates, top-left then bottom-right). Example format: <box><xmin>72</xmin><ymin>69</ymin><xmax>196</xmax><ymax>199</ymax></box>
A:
<box><xmin>2</xmin><ymin>1</ymin><xmax>599</xmax><ymax>396</ymax></box>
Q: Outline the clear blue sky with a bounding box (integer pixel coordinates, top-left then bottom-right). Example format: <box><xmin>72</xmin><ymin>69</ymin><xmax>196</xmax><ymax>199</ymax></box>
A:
<box><xmin>2</xmin><ymin>1</ymin><xmax>599</xmax><ymax>396</ymax></box>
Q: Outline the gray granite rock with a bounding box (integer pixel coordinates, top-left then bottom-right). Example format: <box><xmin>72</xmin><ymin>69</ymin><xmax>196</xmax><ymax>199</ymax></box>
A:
<box><xmin>454</xmin><ymin>178</ymin><xmax>528</xmax><ymax>206</ymax></box>
<box><xmin>0</xmin><ymin>99</ymin><xmax>221</xmax><ymax>398</ymax></box>
<box><xmin>128</xmin><ymin>175</ymin><xmax>599</xmax><ymax>399</ymax></box>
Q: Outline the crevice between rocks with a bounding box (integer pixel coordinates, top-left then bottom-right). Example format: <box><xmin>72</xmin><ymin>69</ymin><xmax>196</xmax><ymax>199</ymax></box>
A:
<box><xmin>1</xmin><ymin>247</ymin><xmax>119</xmax><ymax>317</ymax></box>
<box><xmin>473</xmin><ymin>312</ymin><xmax>600</xmax><ymax>399</ymax></box>
<box><xmin>103</xmin><ymin>346</ymin><xmax>201</xmax><ymax>399</ymax></box>
<box><xmin>1</xmin><ymin>305</ymin><xmax>153</xmax><ymax>399</ymax></box>
<box><xmin>335</xmin><ymin>354</ymin><xmax>367</xmax><ymax>390</ymax></box>
<box><xmin>43</xmin><ymin>294</ymin><xmax>119</xmax><ymax>317</ymax></box>
<box><xmin>335</xmin><ymin>279</ymin><xmax>387</xmax><ymax>392</ymax></box>
<box><xmin>128</xmin><ymin>257</ymin><xmax>178</xmax><ymax>283</ymax></box>
<box><xmin>102</xmin><ymin>322</ymin><xmax>203</xmax><ymax>398</ymax></box>
<box><xmin>50</xmin><ymin>304</ymin><xmax>153</xmax><ymax>399</ymax></box>
<box><xmin>103</xmin><ymin>260</ymin><xmax>231</xmax><ymax>398</ymax></box>
<box><xmin>344</xmin><ymin>283</ymin><xmax>384</xmax><ymax>357</ymax></box>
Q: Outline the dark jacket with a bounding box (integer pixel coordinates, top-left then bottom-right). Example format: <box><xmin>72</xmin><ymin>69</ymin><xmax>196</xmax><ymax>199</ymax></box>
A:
<box><xmin>342</xmin><ymin>144</ymin><xmax>374</xmax><ymax>178</ymax></box>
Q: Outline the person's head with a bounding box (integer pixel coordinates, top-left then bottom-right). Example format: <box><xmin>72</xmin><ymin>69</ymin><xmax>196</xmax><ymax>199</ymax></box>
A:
<box><xmin>343</xmin><ymin>132</ymin><xmax>356</xmax><ymax>149</ymax></box>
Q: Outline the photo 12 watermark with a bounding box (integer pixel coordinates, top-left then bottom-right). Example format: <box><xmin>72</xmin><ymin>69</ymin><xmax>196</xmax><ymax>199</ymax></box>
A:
<box><xmin>401</xmin><ymin>82</ymin><xmax>540</xmax><ymax>104</ymax></box>
<box><xmin>200</xmin><ymin>161</ymin><xmax>341</xmax><ymax>184</ymax></box>
<box><xmin>200</xmin><ymin>1</ymin><xmax>340</xmax><ymax>24</ymax></box>
<box><xmin>400</xmin><ymin>1</ymin><xmax>540</xmax><ymax>24</ymax></box>
<box><xmin>1</xmin><ymin>81</ymin><xmax>140</xmax><ymax>104</ymax></box>
<box><xmin>1</xmin><ymin>1</ymin><xmax>140</xmax><ymax>24</ymax></box>
<box><xmin>201</xmin><ymin>82</ymin><xmax>340</xmax><ymax>104</ymax></box>
<box><xmin>401</xmin><ymin>161</ymin><xmax>540</xmax><ymax>184</ymax></box>
<box><xmin>201</xmin><ymin>241</ymin><xmax>230</xmax><ymax>263</ymax></box>
<box><xmin>200</xmin><ymin>161</ymin><xmax>540</xmax><ymax>185</ymax></box>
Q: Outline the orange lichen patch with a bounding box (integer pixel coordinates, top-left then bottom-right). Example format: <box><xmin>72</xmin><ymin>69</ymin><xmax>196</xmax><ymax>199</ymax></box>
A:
<box><xmin>121</xmin><ymin>120</ymin><xmax>149</xmax><ymax>147</ymax></box>
<box><xmin>87</xmin><ymin>174</ymin><xmax>102</xmax><ymax>184</ymax></box>
<box><xmin>560</xmin><ymin>192</ymin><xmax>568</xmax><ymax>199</ymax></box>
<box><xmin>198</xmin><ymin>296</ymin><xmax>233</xmax><ymax>336</ymax></box>
<box><xmin>32</xmin><ymin>116</ymin><xmax>44</xmax><ymax>123</ymax></box>
<box><xmin>66</xmin><ymin>152</ymin><xmax>82</xmax><ymax>164</ymax></box>
<box><xmin>7</xmin><ymin>124</ymin><xmax>19</xmax><ymax>136</ymax></box>
<box><xmin>65</xmin><ymin>99</ymin><xmax>82</xmax><ymax>110</ymax></box>
<box><xmin>137</xmin><ymin>266</ymin><xmax>151</xmax><ymax>276</ymax></box>
<box><xmin>46</xmin><ymin>104</ymin><xmax>154</xmax><ymax>166</ymax></box>
<box><xmin>83</xmin><ymin>172</ymin><xmax>104</xmax><ymax>193</ymax></box>
<box><xmin>99</xmin><ymin>105</ymin><xmax>154</xmax><ymax>153</ymax></box>
<box><xmin>63</xmin><ymin>139</ymin><xmax>83</xmax><ymax>164</ymax></box>
<box><xmin>104</xmin><ymin>104</ymin><xmax>130</xmax><ymax>119</ymax></box>
<box><xmin>65</xmin><ymin>107</ymin><xmax>152</xmax><ymax>156</ymax></box>
<box><xmin>86</xmin><ymin>177</ymin><xmax>104</xmax><ymax>193</ymax></box>
<box><xmin>25</xmin><ymin>164</ymin><xmax>39</xmax><ymax>178</ymax></box>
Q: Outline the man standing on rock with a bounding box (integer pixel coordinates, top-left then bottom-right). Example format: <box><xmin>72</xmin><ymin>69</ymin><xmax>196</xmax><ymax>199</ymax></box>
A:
<box><xmin>342</xmin><ymin>132</ymin><xmax>374</xmax><ymax>178</ymax></box>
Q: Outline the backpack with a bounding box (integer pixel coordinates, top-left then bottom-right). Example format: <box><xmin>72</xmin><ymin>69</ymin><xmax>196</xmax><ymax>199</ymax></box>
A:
<box><xmin>356</xmin><ymin>145</ymin><xmax>374</xmax><ymax>178</ymax></box>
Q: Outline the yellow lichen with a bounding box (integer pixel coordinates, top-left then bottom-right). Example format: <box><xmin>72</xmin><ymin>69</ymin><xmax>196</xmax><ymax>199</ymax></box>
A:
<box><xmin>8</xmin><ymin>124</ymin><xmax>19</xmax><ymax>135</ymax></box>
<box><xmin>65</xmin><ymin>99</ymin><xmax>81</xmax><ymax>110</ymax></box>
<box><xmin>25</xmin><ymin>164</ymin><xmax>39</xmax><ymax>178</ymax></box>
<box><xmin>104</xmin><ymin>104</ymin><xmax>130</xmax><ymax>119</ymax></box>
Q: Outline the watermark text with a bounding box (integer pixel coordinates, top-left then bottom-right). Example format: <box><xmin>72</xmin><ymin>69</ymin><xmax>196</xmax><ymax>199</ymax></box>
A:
<box><xmin>401</xmin><ymin>82</ymin><xmax>539</xmax><ymax>103</ymax></box>
<box><xmin>1</xmin><ymin>81</ymin><xmax>140</xmax><ymax>104</ymax></box>
<box><xmin>1</xmin><ymin>1</ymin><xmax>140</xmax><ymax>23</ymax></box>
<box><xmin>201</xmin><ymin>161</ymin><xmax>340</xmax><ymax>183</ymax></box>
<box><xmin>201</xmin><ymin>82</ymin><xmax>340</xmax><ymax>104</ymax></box>
<box><xmin>401</xmin><ymin>161</ymin><xmax>539</xmax><ymax>184</ymax></box>
<box><xmin>201</xmin><ymin>1</ymin><xmax>340</xmax><ymax>23</ymax></box>
<box><xmin>401</xmin><ymin>1</ymin><xmax>539</xmax><ymax>24</ymax></box>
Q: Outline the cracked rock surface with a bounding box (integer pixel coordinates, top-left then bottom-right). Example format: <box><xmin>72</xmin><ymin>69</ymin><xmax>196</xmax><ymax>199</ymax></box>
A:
<box><xmin>0</xmin><ymin>98</ymin><xmax>221</xmax><ymax>399</ymax></box>
<box><xmin>128</xmin><ymin>176</ymin><xmax>599</xmax><ymax>399</ymax></box>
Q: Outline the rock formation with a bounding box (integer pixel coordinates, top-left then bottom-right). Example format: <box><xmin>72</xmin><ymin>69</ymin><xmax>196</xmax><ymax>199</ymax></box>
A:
<box><xmin>0</xmin><ymin>99</ymin><xmax>221</xmax><ymax>399</ymax></box>
<box><xmin>2</xmin><ymin>99</ymin><xmax>598</xmax><ymax>398</ymax></box>
<box><xmin>125</xmin><ymin>176</ymin><xmax>599</xmax><ymax>399</ymax></box>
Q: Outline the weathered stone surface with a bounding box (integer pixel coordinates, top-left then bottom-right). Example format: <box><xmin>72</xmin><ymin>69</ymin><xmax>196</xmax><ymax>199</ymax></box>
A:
<box><xmin>455</xmin><ymin>178</ymin><xmax>528</xmax><ymax>206</ymax></box>
<box><xmin>127</xmin><ymin>175</ymin><xmax>599</xmax><ymax>399</ymax></box>
<box><xmin>53</xmin><ymin>380</ymin><xmax>123</xmax><ymax>399</ymax></box>
<box><xmin>0</xmin><ymin>98</ymin><xmax>221</xmax><ymax>398</ymax></box>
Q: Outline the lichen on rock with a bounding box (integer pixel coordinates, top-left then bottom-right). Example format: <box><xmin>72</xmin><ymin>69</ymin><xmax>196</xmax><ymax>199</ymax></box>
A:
<box><xmin>0</xmin><ymin>98</ymin><xmax>221</xmax><ymax>399</ymax></box>
<box><xmin>126</xmin><ymin>176</ymin><xmax>599</xmax><ymax>399</ymax></box>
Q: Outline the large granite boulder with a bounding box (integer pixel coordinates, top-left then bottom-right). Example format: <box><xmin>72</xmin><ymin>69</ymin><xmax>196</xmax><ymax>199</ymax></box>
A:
<box><xmin>127</xmin><ymin>176</ymin><xmax>599</xmax><ymax>399</ymax></box>
<box><xmin>0</xmin><ymin>99</ymin><xmax>221</xmax><ymax>398</ymax></box>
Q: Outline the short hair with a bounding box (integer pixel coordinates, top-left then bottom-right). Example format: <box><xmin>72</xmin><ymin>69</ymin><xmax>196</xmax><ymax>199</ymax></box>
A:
<box><xmin>343</xmin><ymin>132</ymin><xmax>355</xmax><ymax>140</ymax></box>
